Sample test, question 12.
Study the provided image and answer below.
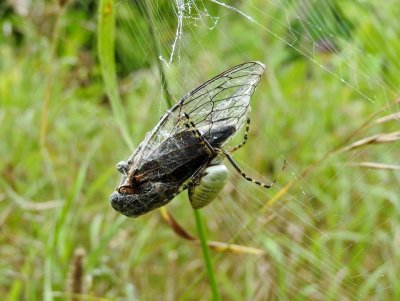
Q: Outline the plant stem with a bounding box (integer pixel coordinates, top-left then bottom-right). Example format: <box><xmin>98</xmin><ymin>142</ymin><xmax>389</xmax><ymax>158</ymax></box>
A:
<box><xmin>193</xmin><ymin>209</ymin><xmax>221</xmax><ymax>301</ymax></box>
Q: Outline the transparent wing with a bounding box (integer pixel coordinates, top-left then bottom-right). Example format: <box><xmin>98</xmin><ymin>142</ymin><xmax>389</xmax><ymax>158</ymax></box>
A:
<box><xmin>132</xmin><ymin>61</ymin><xmax>265</xmax><ymax>169</ymax></box>
<box><xmin>176</xmin><ymin>61</ymin><xmax>265</xmax><ymax>134</ymax></box>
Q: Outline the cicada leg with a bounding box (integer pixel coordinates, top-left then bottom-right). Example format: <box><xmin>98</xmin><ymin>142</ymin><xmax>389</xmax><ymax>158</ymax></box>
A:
<box><xmin>164</xmin><ymin>183</ymin><xmax>190</xmax><ymax>202</ymax></box>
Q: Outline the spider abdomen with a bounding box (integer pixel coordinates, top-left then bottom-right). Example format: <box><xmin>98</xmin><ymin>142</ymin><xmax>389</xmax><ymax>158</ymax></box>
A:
<box><xmin>189</xmin><ymin>164</ymin><xmax>228</xmax><ymax>209</ymax></box>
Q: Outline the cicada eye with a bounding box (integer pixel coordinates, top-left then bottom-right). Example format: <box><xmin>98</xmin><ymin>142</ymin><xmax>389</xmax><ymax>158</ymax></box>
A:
<box><xmin>116</xmin><ymin>161</ymin><xmax>129</xmax><ymax>175</ymax></box>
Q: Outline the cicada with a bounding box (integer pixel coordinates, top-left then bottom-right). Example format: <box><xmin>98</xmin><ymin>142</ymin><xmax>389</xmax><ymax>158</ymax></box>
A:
<box><xmin>110</xmin><ymin>61</ymin><xmax>273</xmax><ymax>217</ymax></box>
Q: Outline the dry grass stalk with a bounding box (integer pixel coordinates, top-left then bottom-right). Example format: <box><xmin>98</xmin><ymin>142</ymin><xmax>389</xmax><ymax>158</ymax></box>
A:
<box><xmin>340</xmin><ymin>131</ymin><xmax>400</xmax><ymax>153</ymax></box>
<box><xmin>67</xmin><ymin>247</ymin><xmax>86</xmax><ymax>301</ymax></box>
<box><xmin>348</xmin><ymin>162</ymin><xmax>400</xmax><ymax>170</ymax></box>
<box><xmin>59</xmin><ymin>0</ymin><xmax>71</xmax><ymax>8</ymax></box>
<box><xmin>375</xmin><ymin>112</ymin><xmax>400</xmax><ymax>124</ymax></box>
<box><xmin>160</xmin><ymin>208</ymin><xmax>265</xmax><ymax>255</ymax></box>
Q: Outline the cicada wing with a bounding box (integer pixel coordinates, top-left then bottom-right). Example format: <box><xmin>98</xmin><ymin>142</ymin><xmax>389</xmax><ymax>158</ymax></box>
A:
<box><xmin>131</xmin><ymin>108</ymin><xmax>187</xmax><ymax>169</ymax></box>
<box><xmin>133</xmin><ymin>61</ymin><xmax>265</xmax><ymax>169</ymax></box>
<box><xmin>179</xmin><ymin>61</ymin><xmax>265</xmax><ymax>136</ymax></box>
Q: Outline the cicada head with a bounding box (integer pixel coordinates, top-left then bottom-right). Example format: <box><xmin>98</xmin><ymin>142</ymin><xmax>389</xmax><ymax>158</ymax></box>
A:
<box><xmin>110</xmin><ymin>181</ymin><xmax>180</xmax><ymax>217</ymax></box>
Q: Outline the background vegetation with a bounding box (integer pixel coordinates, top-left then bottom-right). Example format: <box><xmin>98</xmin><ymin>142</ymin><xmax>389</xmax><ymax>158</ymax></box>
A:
<box><xmin>1</xmin><ymin>0</ymin><xmax>400</xmax><ymax>300</ymax></box>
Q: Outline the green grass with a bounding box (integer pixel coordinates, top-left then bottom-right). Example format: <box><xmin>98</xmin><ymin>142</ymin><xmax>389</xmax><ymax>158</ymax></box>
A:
<box><xmin>1</xmin><ymin>0</ymin><xmax>400</xmax><ymax>300</ymax></box>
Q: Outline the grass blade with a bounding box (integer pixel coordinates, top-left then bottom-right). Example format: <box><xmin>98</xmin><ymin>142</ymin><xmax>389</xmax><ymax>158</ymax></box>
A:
<box><xmin>98</xmin><ymin>0</ymin><xmax>134</xmax><ymax>149</ymax></box>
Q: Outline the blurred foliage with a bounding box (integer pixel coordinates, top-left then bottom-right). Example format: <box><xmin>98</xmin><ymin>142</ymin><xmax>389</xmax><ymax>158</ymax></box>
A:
<box><xmin>1</xmin><ymin>0</ymin><xmax>400</xmax><ymax>300</ymax></box>
<box><xmin>115</xmin><ymin>0</ymin><xmax>177</xmax><ymax>72</ymax></box>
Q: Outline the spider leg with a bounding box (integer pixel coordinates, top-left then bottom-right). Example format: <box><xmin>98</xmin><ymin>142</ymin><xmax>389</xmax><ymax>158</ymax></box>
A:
<box><xmin>221</xmin><ymin>149</ymin><xmax>286</xmax><ymax>189</ymax></box>
<box><xmin>181</xmin><ymin>112</ymin><xmax>217</xmax><ymax>157</ymax></box>
<box><xmin>228</xmin><ymin>117</ymin><xmax>250</xmax><ymax>153</ymax></box>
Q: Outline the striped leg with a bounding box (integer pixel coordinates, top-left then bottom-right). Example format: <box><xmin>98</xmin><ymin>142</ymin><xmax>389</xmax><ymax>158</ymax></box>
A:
<box><xmin>181</xmin><ymin>112</ymin><xmax>217</xmax><ymax>156</ymax></box>
<box><xmin>222</xmin><ymin>149</ymin><xmax>286</xmax><ymax>189</ymax></box>
<box><xmin>228</xmin><ymin>117</ymin><xmax>250</xmax><ymax>153</ymax></box>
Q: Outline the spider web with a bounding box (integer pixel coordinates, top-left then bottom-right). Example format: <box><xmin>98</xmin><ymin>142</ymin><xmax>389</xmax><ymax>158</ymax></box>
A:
<box><xmin>115</xmin><ymin>1</ymin><xmax>400</xmax><ymax>300</ymax></box>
